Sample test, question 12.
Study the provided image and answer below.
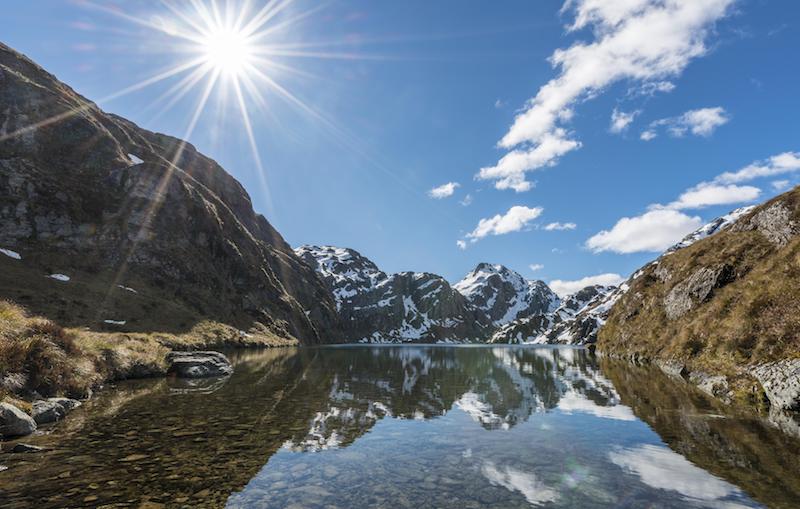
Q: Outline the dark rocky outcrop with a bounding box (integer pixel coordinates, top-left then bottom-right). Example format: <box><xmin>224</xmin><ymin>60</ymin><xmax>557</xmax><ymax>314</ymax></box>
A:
<box><xmin>31</xmin><ymin>398</ymin><xmax>81</xmax><ymax>425</ymax></box>
<box><xmin>0</xmin><ymin>42</ymin><xmax>339</xmax><ymax>344</ymax></box>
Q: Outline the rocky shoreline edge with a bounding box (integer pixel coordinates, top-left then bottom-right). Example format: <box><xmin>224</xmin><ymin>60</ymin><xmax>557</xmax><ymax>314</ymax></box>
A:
<box><xmin>1</xmin><ymin>351</ymin><xmax>235</xmax><ymax>449</ymax></box>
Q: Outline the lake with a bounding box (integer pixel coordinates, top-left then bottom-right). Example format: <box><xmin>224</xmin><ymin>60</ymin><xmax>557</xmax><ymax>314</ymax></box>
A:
<box><xmin>1</xmin><ymin>345</ymin><xmax>799</xmax><ymax>508</ymax></box>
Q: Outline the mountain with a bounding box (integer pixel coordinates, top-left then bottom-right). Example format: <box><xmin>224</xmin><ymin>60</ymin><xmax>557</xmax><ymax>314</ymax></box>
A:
<box><xmin>0</xmin><ymin>42</ymin><xmax>339</xmax><ymax>344</ymax></box>
<box><xmin>598</xmin><ymin>187</ymin><xmax>800</xmax><ymax>414</ymax></box>
<box><xmin>453</xmin><ymin>263</ymin><xmax>560</xmax><ymax>326</ymax></box>
<box><xmin>296</xmin><ymin>246</ymin><xmax>491</xmax><ymax>342</ymax></box>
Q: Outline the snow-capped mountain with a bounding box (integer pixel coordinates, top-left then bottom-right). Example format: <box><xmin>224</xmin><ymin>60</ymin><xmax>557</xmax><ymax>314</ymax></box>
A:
<box><xmin>295</xmin><ymin>246</ymin><xmax>491</xmax><ymax>343</ymax></box>
<box><xmin>454</xmin><ymin>263</ymin><xmax>560</xmax><ymax>326</ymax></box>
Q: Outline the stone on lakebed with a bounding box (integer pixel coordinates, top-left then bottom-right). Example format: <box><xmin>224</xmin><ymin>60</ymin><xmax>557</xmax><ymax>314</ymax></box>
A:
<box><xmin>166</xmin><ymin>351</ymin><xmax>233</xmax><ymax>378</ymax></box>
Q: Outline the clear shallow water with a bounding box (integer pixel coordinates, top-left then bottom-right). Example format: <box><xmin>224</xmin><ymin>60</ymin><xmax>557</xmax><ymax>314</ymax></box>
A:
<box><xmin>1</xmin><ymin>346</ymin><xmax>799</xmax><ymax>508</ymax></box>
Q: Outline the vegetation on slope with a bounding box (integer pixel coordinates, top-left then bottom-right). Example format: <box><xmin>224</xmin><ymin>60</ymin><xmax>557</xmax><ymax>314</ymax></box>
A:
<box><xmin>0</xmin><ymin>299</ymin><xmax>297</xmax><ymax>403</ymax></box>
<box><xmin>599</xmin><ymin>186</ymin><xmax>800</xmax><ymax>405</ymax></box>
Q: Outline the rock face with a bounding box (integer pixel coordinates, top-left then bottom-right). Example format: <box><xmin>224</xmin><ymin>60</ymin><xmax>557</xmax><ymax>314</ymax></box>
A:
<box><xmin>166</xmin><ymin>351</ymin><xmax>234</xmax><ymax>378</ymax></box>
<box><xmin>296</xmin><ymin>246</ymin><xmax>491</xmax><ymax>342</ymax></box>
<box><xmin>599</xmin><ymin>186</ymin><xmax>800</xmax><ymax>413</ymax></box>
<box><xmin>0</xmin><ymin>402</ymin><xmax>37</xmax><ymax>437</ymax></box>
<box><xmin>0</xmin><ymin>42</ymin><xmax>339</xmax><ymax>344</ymax></box>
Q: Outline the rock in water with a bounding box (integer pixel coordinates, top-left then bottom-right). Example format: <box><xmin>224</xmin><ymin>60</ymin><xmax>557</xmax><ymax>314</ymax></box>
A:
<box><xmin>10</xmin><ymin>443</ymin><xmax>47</xmax><ymax>453</ymax></box>
<box><xmin>0</xmin><ymin>403</ymin><xmax>37</xmax><ymax>437</ymax></box>
<box><xmin>166</xmin><ymin>351</ymin><xmax>233</xmax><ymax>378</ymax></box>
<box><xmin>31</xmin><ymin>398</ymin><xmax>82</xmax><ymax>425</ymax></box>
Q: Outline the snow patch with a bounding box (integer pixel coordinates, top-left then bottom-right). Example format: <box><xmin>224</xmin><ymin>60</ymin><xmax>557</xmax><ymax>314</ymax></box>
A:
<box><xmin>47</xmin><ymin>274</ymin><xmax>70</xmax><ymax>282</ymax></box>
<box><xmin>128</xmin><ymin>153</ymin><xmax>144</xmax><ymax>165</ymax></box>
<box><xmin>0</xmin><ymin>248</ymin><xmax>21</xmax><ymax>260</ymax></box>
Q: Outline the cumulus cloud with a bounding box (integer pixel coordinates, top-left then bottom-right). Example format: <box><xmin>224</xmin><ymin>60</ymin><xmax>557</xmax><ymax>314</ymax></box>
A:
<box><xmin>529</xmin><ymin>263</ymin><xmax>545</xmax><ymax>272</ymax></box>
<box><xmin>428</xmin><ymin>182</ymin><xmax>460</xmax><ymax>199</ymax></box>
<box><xmin>585</xmin><ymin>152</ymin><xmax>800</xmax><ymax>254</ymax></box>
<box><xmin>477</xmin><ymin>0</ymin><xmax>734</xmax><ymax>192</ymax></box>
<box><xmin>586</xmin><ymin>210</ymin><xmax>702</xmax><ymax>253</ymax></box>
<box><xmin>655</xmin><ymin>182</ymin><xmax>761</xmax><ymax>210</ymax></box>
<box><xmin>456</xmin><ymin>240</ymin><xmax>467</xmax><ymax>250</ymax></box>
<box><xmin>714</xmin><ymin>151</ymin><xmax>800</xmax><ymax>184</ymax></box>
<box><xmin>549</xmin><ymin>273</ymin><xmax>625</xmax><ymax>297</ymax></box>
<box><xmin>466</xmin><ymin>206</ymin><xmax>544</xmax><ymax>242</ymax></box>
<box><xmin>544</xmin><ymin>222</ymin><xmax>577</xmax><ymax>231</ymax></box>
<box><xmin>646</xmin><ymin>106</ymin><xmax>730</xmax><ymax>139</ymax></box>
<box><xmin>609</xmin><ymin>108</ymin><xmax>640</xmax><ymax>133</ymax></box>
<box><xmin>460</xmin><ymin>193</ymin><xmax>473</xmax><ymax>206</ymax></box>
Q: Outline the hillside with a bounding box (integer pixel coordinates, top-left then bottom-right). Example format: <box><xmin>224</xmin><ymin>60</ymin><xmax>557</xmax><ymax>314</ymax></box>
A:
<box><xmin>0</xmin><ymin>42</ymin><xmax>339</xmax><ymax>345</ymax></box>
<box><xmin>598</xmin><ymin>186</ymin><xmax>800</xmax><ymax>413</ymax></box>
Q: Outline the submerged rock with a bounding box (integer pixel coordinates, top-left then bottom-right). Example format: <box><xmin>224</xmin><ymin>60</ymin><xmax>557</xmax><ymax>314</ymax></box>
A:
<box><xmin>0</xmin><ymin>402</ymin><xmax>37</xmax><ymax>437</ymax></box>
<box><xmin>10</xmin><ymin>443</ymin><xmax>47</xmax><ymax>453</ymax></box>
<box><xmin>31</xmin><ymin>398</ymin><xmax>82</xmax><ymax>425</ymax></box>
<box><xmin>166</xmin><ymin>351</ymin><xmax>233</xmax><ymax>378</ymax></box>
<box><xmin>751</xmin><ymin>359</ymin><xmax>800</xmax><ymax>412</ymax></box>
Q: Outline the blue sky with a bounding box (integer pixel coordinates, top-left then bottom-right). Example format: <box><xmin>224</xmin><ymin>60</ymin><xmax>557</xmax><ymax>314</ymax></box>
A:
<box><xmin>4</xmin><ymin>0</ymin><xmax>799</xmax><ymax>293</ymax></box>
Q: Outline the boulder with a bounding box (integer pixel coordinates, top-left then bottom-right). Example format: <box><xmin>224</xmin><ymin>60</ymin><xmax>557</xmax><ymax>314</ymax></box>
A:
<box><xmin>0</xmin><ymin>402</ymin><xmax>37</xmax><ymax>437</ymax></box>
<box><xmin>751</xmin><ymin>359</ymin><xmax>800</xmax><ymax>412</ymax></box>
<box><xmin>166</xmin><ymin>351</ymin><xmax>233</xmax><ymax>378</ymax></box>
<box><xmin>31</xmin><ymin>398</ymin><xmax>82</xmax><ymax>424</ymax></box>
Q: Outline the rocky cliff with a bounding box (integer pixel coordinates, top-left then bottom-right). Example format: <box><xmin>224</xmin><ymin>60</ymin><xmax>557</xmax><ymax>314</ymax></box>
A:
<box><xmin>0</xmin><ymin>42</ymin><xmax>339</xmax><ymax>344</ymax></box>
<box><xmin>598</xmin><ymin>187</ymin><xmax>800</xmax><ymax>413</ymax></box>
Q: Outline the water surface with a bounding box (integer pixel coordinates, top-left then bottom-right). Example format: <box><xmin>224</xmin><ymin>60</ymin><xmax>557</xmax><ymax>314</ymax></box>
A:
<box><xmin>1</xmin><ymin>345</ymin><xmax>798</xmax><ymax>508</ymax></box>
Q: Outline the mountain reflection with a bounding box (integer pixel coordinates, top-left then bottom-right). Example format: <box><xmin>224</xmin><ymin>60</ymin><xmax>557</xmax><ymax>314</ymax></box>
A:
<box><xmin>283</xmin><ymin>346</ymin><xmax>628</xmax><ymax>449</ymax></box>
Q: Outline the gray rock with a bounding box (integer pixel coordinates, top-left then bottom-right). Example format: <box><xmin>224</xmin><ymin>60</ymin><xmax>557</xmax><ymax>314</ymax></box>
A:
<box><xmin>32</xmin><ymin>400</ymin><xmax>65</xmax><ymax>424</ymax></box>
<box><xmin>664</xmin><ymin>265</ymin><xmax>733</xmax><ymax>320</ymax></box>
<box><xmin>166</xmin><ymin>351</ymin><xmax>233</xmax><ymax>378</ymax></box>
<box><xmin>0</xmin><ymin>402</ymin><xmax>37</xmax><ymax>437</ymax></box>
<box><xmin>31</xmin><ymin>398</ymin><xmax>82</xmax><ymax>424</ymax></box>
<box><xmin>751</xmin><ymin>359</ymin><xmax>800</xmax><ymax>412</ymax></box>
<box><xmin>657</xmin><ymin>360</ymin><xmax>688</xmax><ymax>379</ymax></box>
<box><xmin>689</xmin><ymin>372</ymin><xmax>730</xmax><ymax>401</ymax></box>
<box><xmin>733</xmin><ymin>203</ymin><xmax>796</xmax><ymax>247</ymax></box>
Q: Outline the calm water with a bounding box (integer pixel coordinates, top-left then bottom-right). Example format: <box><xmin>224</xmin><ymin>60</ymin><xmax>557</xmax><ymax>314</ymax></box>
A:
<box><xmin>1</xmin><ymin>346</ymin><xmax>799</xmax><ymax>508</ymax></box>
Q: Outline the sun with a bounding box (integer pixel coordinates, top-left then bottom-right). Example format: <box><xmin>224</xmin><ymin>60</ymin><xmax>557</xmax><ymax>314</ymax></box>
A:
<box><xmin>201</xmin><ymin>26</ymin><xmax>255</xmax><ymax>78</ymax></box>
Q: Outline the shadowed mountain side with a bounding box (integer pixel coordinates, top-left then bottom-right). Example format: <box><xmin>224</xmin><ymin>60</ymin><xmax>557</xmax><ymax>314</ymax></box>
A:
<box><xmin>602</xmin><ymin>359</ymin><xmax>800</xmax><ymax>509</ymax></box>
<box><xmin>0</xmin><ymin>42</ymin><xmax>339</xmax><ymax>344</ymax></box>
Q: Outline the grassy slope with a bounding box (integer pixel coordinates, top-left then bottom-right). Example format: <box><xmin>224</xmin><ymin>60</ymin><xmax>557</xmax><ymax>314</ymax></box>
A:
<box><xmin>0</xmin><ymin>299</ymin><xmax>297</xmax><ymax>403</ymax></box>
<box><xmin>598</xmin><ymin>187</ymin><xmax>800</xmax><ymax>404</ymax></box>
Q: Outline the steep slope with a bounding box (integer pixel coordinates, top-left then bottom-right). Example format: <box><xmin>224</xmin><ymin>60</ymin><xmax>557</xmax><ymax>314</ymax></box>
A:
<box><xmin>454</xmin><ymin>263</ymin><xmax>559</xmax><ymax>326</ymax></box>
<box><xmin>599</xmin><ymin>187</ymin><xmax>800</xmax><ymax>412</ymax></box>
<box><xmin>0</xmin><ymin>42</ymin><xmax>339</xmax><ymax>344</ymax></box>
<box><xmin>296</xmin><ymin>246</ymin><xmax>491</xmax><ymax>342</ymax></box>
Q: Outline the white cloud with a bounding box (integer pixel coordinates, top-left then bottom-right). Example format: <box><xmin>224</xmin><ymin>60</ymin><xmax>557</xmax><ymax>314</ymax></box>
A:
<box><xmin>655</xmin><ymin>182</ymin><xmax>761</xmax><ymax>210</ymax></box>
<box><xmin>648</xmin><ymin>106</ymin><xmax>730</xmax><ymax>138</ymax></box>
<box><xmin>460</xmin><ymin>193</ymin><xmax>473</xmax><ymax>206</ymax></box>
<box><xmin>549</xmin><ymin>273</ymin><xmax>625</xmax><ymax>297</ymax></box>
<box><xmin>586</xmin><ymin>209</ymin><xmax>702</xmax><ymax>253</ymax></box>
<box><xmin>482</xmin><ymin>462</ymin><xmax>558</xmax><ymax>507</ymax></box>
<box><xmin>477</xmin><ymin>0</ymin><xmax>734</xmax><ymax>192</ymax></box>
<box><xmin>640</xmin><ymin>129</ymin><xmax>657</xmax><ymax>141</ymax></box>
<box><xmin>466</xmin><ymin>205</ymin><xmax>543</xmax><ymax>242</ymax></box>
<box><xmin>714</xmin><ymin>152</ymin><xmax>800</xmax><ymax>184</ymax></box>
<box><xmin>772</xmin><ymin>179</ymin><xmax>791</xmax><ymax>191</ymax></box>
<box><xmin>494</xmin><ymin>99</ymin><xmax>506</xmax><ymax>109</ymax></box>
<box><xmin>544</xmin><ymin>221</ymin><xmax>577</xmax><ymax>231</ymax></box>
<box><xmin>456</xmin><ymin>240</ymin><xmax>467</xmax><ymax>250</ymax></box>
<box><xmin>609</xmin><ymin>108</ymin><xmax>640</xmax><ymax>133</ymax></box>
<box><xmin>529</xmin><ymin>263</ymin><xmax>545</xmax><ymax>272</ymax></box>
<box><xmin>609</xmin><ymin>445</ymin><xmax>746</xmax><ymax>505</ymax></box>
<box><xmin>428</xmin><ymin>182</ymin><xmax>460</xmax><ymax>199</ymax></box>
